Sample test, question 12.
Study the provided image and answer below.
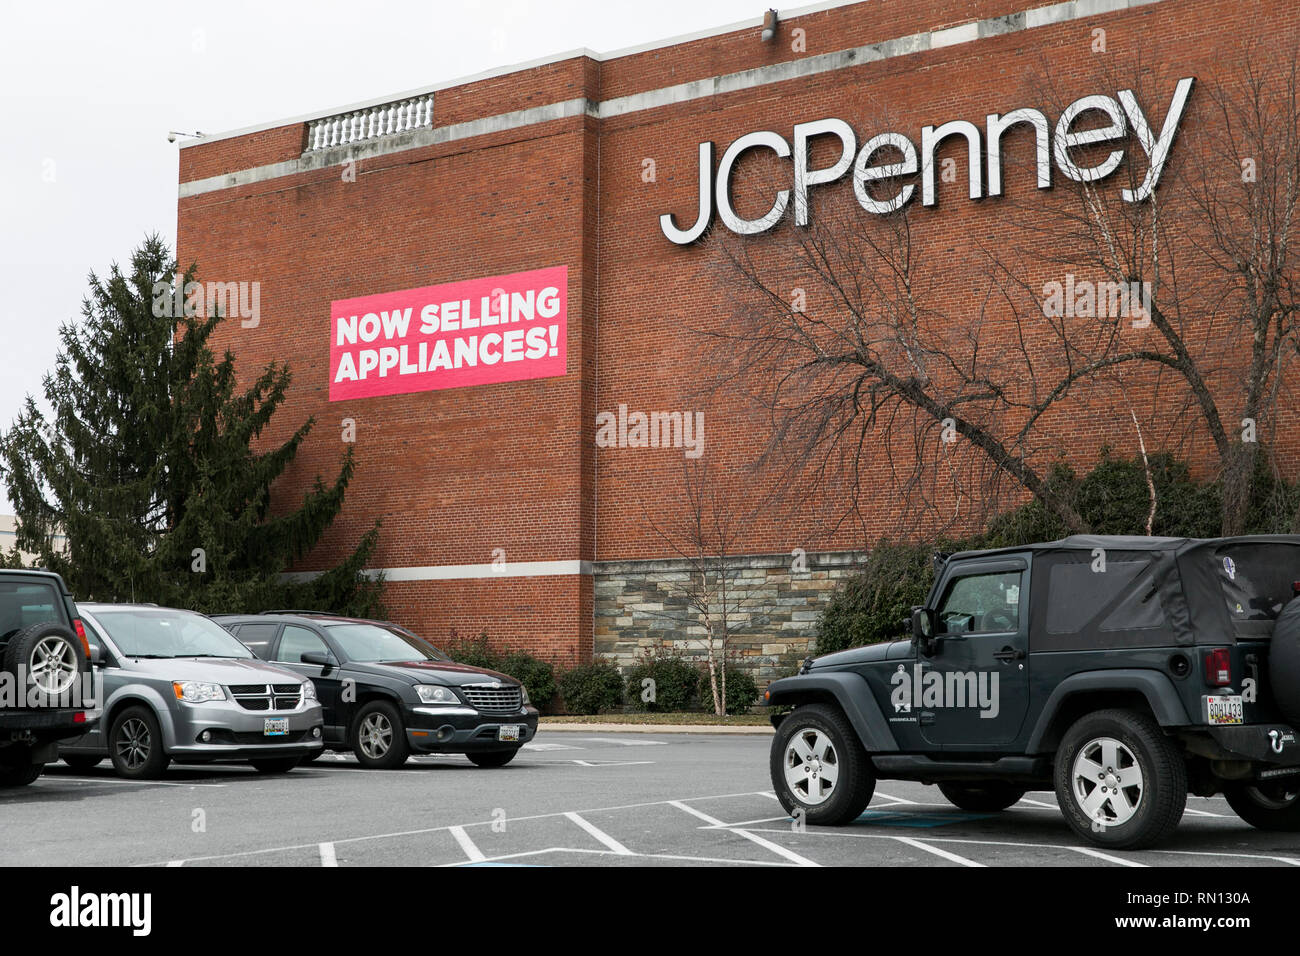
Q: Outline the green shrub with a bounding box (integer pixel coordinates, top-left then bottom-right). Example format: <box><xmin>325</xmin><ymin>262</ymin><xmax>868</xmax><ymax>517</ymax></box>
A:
<box><xmin>815</xmin><ymin>540</ymin><xmax>939</xmax><ymax>656</ymax></box>
<box><xmin>624</xmin><ymin>653</ymin><xmax>699</xmax><ymax>712</ymax></box>
<box><xmin>558</xmin><ymin>661</ymin><xmax>625</xmax><ymax>715</ymax></box>
<box><xmin>499</xmin><ymin>651</ymin><xmax>557</xmax><ymax>713</ymax></box>
<box><xmin>445</xmin><ymin>630</ymin><xmax>501</xmax><ymax>671</ymax></box>
<box><xmin>696</xmin><ymin>667</ymin><xmax>759</xmax><ymax>714</ymax></box>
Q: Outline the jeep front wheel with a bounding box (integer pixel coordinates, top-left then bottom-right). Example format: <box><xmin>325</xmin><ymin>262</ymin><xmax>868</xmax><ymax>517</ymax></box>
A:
<box><xmin>769</xmin><ymin>703</ymin><xmax>874</xmax><ymax>826</ymax></box>
<box><xmin>938</xmin><ymin>782</ymin><xmax>1026</xmax><ymax>812</ymax></box>
<box><xmin>1054</xmin><ymin>709</ymin><xmax>1186</xmax><ymax>849</ymax></box>
<box><xmin>1223</xmin><ymin>781</ymin><xmax>1300</xmax><ymax>831</ymax></box>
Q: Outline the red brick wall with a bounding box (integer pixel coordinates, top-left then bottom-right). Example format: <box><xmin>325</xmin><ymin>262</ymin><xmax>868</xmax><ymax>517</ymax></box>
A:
<box><xmin>176</xmin><ymin>0</ymin><xmax>1300</xmax><ymax>665</ymax></box>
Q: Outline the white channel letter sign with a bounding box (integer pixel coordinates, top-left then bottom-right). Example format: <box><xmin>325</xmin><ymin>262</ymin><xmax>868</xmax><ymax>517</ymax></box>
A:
<box><xmin>659</xmin><ymin>77</ymin><xmax>1195</xmax><ymax>244</ymax></box>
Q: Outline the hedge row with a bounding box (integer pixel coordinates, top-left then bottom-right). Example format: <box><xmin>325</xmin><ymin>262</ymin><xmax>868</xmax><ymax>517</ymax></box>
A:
<box><xmin>444</xmin><ymin>632</ymin><xmax>758</xmax><ymax>716</ymax></box>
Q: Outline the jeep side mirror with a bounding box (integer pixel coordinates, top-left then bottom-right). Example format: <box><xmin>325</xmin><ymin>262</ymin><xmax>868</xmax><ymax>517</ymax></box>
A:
<box><xmin>911</xmin><ymin>607</ymin><xmax>935</xmax><ymax>644</ymax></box>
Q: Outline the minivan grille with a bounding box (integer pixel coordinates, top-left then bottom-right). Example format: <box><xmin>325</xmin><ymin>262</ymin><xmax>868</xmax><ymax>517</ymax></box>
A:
<box><xmin>229</xmin><ymin>683</ymin><xmax>301</xmax><ymax>711</ymax></box>
<box><xmin>461</xmin><ymin>685</ymin><xmax>522</xmax><ymax>714</ymax></box>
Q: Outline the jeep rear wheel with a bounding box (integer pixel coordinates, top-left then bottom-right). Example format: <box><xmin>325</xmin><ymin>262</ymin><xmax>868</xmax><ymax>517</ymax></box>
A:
<box><xmin>770</xmin><ymin>703</ymin><xmax>874</xmax><ymax>826</ymax></box>
<box><xmin>1054</xmin><ymin>709</ymin><xmax>1186</xmax><ymax>849</ymax></box>
<box><xmin>938</xmin><ymin>782</ymin><xmax>1026</xmax><ymax>812</ymax></box>
<box><xmin>1223</xmin><ymin>780</ymin><xmax>1300</xmax><ymax>831</ymax></box>
<box><xmin>2</xmin><ymin>623</ymin><xmax>86</xmax><ymax>706</ymax></box>
<box><xmin>0</xmin><ymin>761</ymin><xmax>43</xmax><ymax>787</ymax></box>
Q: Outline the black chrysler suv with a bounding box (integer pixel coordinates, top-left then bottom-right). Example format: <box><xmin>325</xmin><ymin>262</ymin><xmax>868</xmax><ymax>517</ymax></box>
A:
<box><xmin>214</xmin><ymin>612</ymin><xmax>538</xmax><ymax>768</ymax></box>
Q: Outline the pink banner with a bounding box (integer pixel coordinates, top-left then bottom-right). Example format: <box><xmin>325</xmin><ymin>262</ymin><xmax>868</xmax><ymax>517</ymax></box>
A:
<box><xmin>329</xmin><ymin>265</ymin><xmax>567</xmax><ymax>401</ymax></box>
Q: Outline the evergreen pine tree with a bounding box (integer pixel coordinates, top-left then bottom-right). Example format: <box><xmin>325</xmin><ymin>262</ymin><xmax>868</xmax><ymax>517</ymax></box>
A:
<box><xmin>0</xmin><ymin>235</ymin><xmax>384</xmax><ymax>614</ymax></box>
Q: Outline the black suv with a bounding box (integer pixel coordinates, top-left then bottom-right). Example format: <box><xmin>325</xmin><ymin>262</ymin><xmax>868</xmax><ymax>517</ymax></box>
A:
<box><xmin>763</xmin><ymin>535</ymin><xmax>1300</xmax><ymax>849</ymax></box>
<box><xmin>0</xmin><ymin>569</ymin><xmax>99</xmax><ymax>786</ymax></box>
<box><xmin>215</xmin><ymin>612</ymin><xmax>539</xmax><ymax>768</ymax></box>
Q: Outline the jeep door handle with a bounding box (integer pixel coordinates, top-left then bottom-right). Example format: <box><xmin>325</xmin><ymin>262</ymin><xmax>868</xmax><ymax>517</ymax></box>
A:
<box><xmin>992</xmin><ymin>646</ymin><xmax>1025</xmax><ymax>662</ymax></box>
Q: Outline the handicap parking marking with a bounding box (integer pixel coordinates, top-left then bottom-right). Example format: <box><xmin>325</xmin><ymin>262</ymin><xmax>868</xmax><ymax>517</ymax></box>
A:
<box><xmin>853</xmin><ymin>808</ymin><xmax>997</xmax><ymax>828</ymax></box>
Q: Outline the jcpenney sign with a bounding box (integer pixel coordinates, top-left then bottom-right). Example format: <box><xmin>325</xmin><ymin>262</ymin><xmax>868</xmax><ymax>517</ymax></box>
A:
<box><xmin>659</xmin><ymin>77</ymin><xmax>1194</xmax><ymax>244</ymax></box>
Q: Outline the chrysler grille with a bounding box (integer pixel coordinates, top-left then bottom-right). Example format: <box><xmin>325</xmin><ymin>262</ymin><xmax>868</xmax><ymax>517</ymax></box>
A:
<box><xmin>229</xmin><ymin>683</ymin><xmax>302</xmax><ymax>711</ymax></box>
<box><xmin>461</xmin><ymin>685</ymin><xmax>522</xmax><ymax>715</ymax></box>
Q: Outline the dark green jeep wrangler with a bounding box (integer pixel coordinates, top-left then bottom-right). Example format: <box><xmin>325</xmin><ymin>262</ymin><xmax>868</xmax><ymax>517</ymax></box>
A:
<box><xmin>763</xmin><ymin>535</ymin><xmax>1300</xmax><ymax>849</ymax></box>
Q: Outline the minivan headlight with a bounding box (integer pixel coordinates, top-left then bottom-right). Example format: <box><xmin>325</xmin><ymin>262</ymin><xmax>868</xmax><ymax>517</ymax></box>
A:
<box><xmin>415</xmin><ymin>685</ymin><xmax>458</xmax><ymax>705</ymax></box>
<box><xmin>302</xmin><ymin>680</ymin><xmax>318</xmax><ymax>702</ymax></box>
<box><xmin>173</xmin><ymin>681</ymin><xmax>225</xmax><ymax>703</ymax></box>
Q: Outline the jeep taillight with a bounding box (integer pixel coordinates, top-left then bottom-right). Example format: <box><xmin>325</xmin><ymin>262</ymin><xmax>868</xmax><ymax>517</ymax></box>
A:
<box><xmin>72</xmin><ymin>618</ymin><xmax>90</xmax><ymax>657</ymax></box>
<box><xmin>1204</xmin><ymin>647</ymin><xmax>1232</xmax><ymax>687</ymax></box>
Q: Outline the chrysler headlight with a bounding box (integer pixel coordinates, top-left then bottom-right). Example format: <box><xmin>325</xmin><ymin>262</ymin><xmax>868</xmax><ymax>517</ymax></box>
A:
<box><xmin>415</xmin><ymin>684</ymin><xmax>459</xmax><ymax>705</ymax></box>
<box><xmin>519</xmin><ymin>684</ymin><xmax>530</xmax><ymax>706</ymax></box>
<box><xmin>172</xmin><ymin>681</ymin><xmax>225</xmax><ymax>703</ymax></box>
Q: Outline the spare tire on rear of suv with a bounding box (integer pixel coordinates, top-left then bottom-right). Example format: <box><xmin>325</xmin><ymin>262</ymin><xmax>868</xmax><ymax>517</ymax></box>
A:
<box><xmin>1</xmin><ymin>622</ymin><xmax>86</xmax><ymax>707</ymax></box>
<box><xmin>1270</xmin><ymin>598</ymin><xmax>1300</xmax><ymax>726</ymax></box>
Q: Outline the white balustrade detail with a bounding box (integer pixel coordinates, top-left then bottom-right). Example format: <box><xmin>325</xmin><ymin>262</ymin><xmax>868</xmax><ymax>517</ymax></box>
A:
<box><xmin>304</xmin><ymin>94</ymin><xmax>434</xmax><ymax>152</ymax></box>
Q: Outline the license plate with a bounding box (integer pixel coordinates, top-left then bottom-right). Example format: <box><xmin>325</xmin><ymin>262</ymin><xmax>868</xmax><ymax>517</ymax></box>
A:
<box><xmin>497</xmin><ymin>724</ymin><xmax>521</xmax><ymax>742</ymax></box>
<box><xmin>264</xmin><ymin>718</ymin><xmax>289</xmax><ymax>736</ymax></box>
<box><xmin>1204</xmin><ymin>695</ymin><xmax>1244</xmax><ymax>725</ymax></box>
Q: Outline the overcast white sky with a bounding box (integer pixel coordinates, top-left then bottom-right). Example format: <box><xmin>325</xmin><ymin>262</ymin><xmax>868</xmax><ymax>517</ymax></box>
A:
<box><xmin>0</xmin><ymin>0</ymin><xmax>777</xmax><ymax>503</ymax></box>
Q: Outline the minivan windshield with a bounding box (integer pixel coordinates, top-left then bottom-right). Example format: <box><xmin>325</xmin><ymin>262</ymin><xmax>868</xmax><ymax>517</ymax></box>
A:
<box><xmin>87</xmin><ymin>608</ymin><xmax>254</xmax><ymax>659</ymax></box>
<box><xmin>325</xmin><ymin>623</ymin><xmax>449</xmax><ymax>663</ymax></box>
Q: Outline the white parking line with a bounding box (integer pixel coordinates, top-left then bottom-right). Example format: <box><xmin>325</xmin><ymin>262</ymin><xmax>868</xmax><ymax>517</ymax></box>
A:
<box><xmin>893</xmin><ymin>836</ymin><xmax>985</xmax><ymax>867</ymax></box>
<box><xmin>873</xmin><ymin>791</ymin><xmax>919</xmax><ymax>805</ymax></box>
<box><xmin>48</xmin><ymin>775</ymin><xmax>227</xmax><ymax>789</ymax></box>
<box><xmin>571</xmin><ymin>737</ymin><xmax>666</xmax><ymax>747</ymax></box>
<box><xmin>730</xmin><ymin>828</ymin><xmax>821</xmax><ymax>867</ymax></box>
<box><xmin>564</xmin><ymin>812</ymin><xmax>635</xmax><ymax>855</ymax></box>
<box><xmin>668</xmin><ymin>800</ymin><xmax>728</xmax><ymax>827</ymax></box>
<box><xmin>448</xmin><ymin>826</ymin><xmax>486</xmax><ymax>862</ymax></box>
<box><xmin>318</xmin><ymin>842</ymin><xmax>337</xmax><ymax>867</ymax></box>
<box><xmin>570</xmin><ymin>759</ymin><xmax>656</xmax><ymax>767</ymax></box>
<box><xmin>1016</xmin><ymin>797</ymin><xmax>1059</xmax><ymax>810</ymax></box>
<box><xmin>166</xmin><ymin>860</ymin><xmax>184</xmax><ymax>867</ymax></box>
<box><xmin>1070</xmin><ymin>846</ymin><xmax>1148</xmax><ymax>867</ymax></box>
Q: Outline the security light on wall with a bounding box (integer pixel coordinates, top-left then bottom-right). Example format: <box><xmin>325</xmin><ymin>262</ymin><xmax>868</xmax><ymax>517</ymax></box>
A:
<box><xmin>167</xmin><ymin>130</ymin><xmax>203</xmax><ymax>143</ymax></box>
<box><xmin>761</xmin><ymin>8</ymin><xmax>779</xmax><ymax>41</ymax></box>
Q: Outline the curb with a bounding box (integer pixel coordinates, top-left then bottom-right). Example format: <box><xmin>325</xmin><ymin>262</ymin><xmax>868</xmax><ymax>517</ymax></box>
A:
<box><xmin>538</xmin><ymin>722</ymin><xmax>775</xmax><ymax>735</ymax></box>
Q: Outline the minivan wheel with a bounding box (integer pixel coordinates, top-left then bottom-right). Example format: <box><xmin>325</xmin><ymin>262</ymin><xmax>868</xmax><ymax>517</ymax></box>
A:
<box><xmin>769</xmin><ymin>703</ymin><xmax>875</xmax><ymax>826</ymax></box>
<box><xmin>468</xmin><ymin>748</ymin><xmax>518</xmax><ymax>768</ymax></box>
<box><xmin>61</xmin><ymin>754</ymin><xmax>104</xmax><ymax>772</ymax></box>
<box><xmin>250</xmin><ymin>757</ymin><xmax>301</xmax><ymax>774</ymax></box>
<box><xmin>109</xmin><ymin>706</ymin><xmax>170</xmax><ymax>780</ymax></box>
<box><xmin>938</xmin><ymin>782</ymin><xmax>1026</xmax><ymax>812</ymax></box>
<box><xmin>351</xmin><ymin>701</ymin><xmax>410</xmax><ymax>769</ymax></box>
<box><xmin>1223</xmin><ymin>780</ymin><xmax>1300</xmax><ymax>831</ymax></box>
<box><xmin>1055</xmin><ymin>709</ymin><xmax>1186</xmax><ymax>849</ymax></box>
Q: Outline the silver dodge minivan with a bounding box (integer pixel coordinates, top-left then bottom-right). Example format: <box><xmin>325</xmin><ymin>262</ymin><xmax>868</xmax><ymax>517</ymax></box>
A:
<box><xmin>58</xmin><ymin>604</ymin><xmax>324</xmax><ymax>778</ymax></box>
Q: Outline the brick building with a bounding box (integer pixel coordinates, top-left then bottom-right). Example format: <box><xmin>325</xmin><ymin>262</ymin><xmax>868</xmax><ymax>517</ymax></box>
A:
<box><xmin>176</xmin><ymin>0</ymin><xmax>1299</xmax><ymax>679</ymax></box>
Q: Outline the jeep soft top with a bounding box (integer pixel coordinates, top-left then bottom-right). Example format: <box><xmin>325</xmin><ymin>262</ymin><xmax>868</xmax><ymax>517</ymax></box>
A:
<box><xmin>0</xmin><ymin>568</ymin><xmax>99</xmax><ymax>787</ymax></box>
<box><xmin>763</xmin><ymin>534</ymin><xmax>1300</xmax><ymax>849</ymax></box>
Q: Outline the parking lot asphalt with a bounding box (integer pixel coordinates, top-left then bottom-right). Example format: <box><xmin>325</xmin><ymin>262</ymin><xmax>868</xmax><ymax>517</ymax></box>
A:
<box><xmin>2</xmin><ymin>732</ymin><xmax>1298</xmax><ymax>867</ymax></box>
